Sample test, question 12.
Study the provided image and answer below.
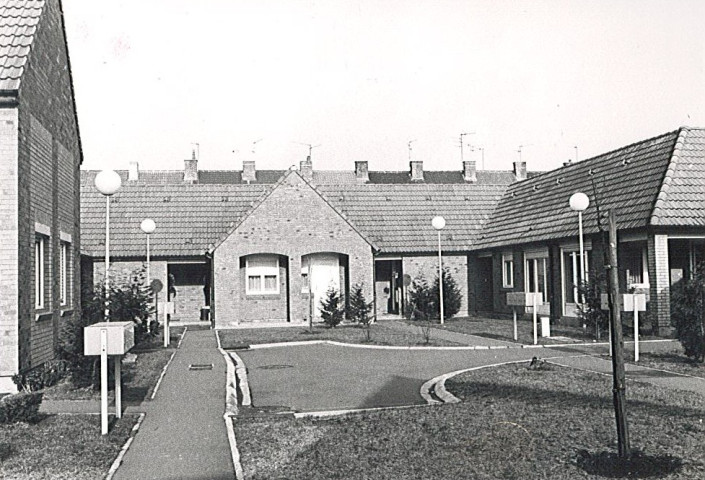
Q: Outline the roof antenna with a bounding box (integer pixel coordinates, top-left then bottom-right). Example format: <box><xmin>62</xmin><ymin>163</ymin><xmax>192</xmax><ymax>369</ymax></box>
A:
<box><xmin>517</xmin><ymin>144</ymin><xmax>532</xmax><ymax>162</ymax></box>
<box><xmin>407</xmin><ymin>139</ymin><xmax>416</xmax><ymax>161</ymax></box>
<box><xmin>459</xmin><ymin>132</ymin><xmax>475</xmax><ymax>163</ymax></box>
<box><xmin>574</xmin><ymin>145</ymin><xmax>579</xmax><ymax>163</ymax></box>
<box><xmin>251</xmin><ymin>138</ymin><xmax>263</xmax><ymax>154</ymax></box>
<box><xmin>295</xmin><ymin>142</ymin><xmax>322</xmax><ymax>158</ymax></box>
<box><xmin>191</xmin><ymin>142</ymin><xmax>200</xmax><ymax>160</ymax></box>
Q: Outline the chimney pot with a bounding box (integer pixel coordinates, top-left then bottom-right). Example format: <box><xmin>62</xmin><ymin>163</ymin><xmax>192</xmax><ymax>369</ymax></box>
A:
<box><xmin>300</xmin><ymin>156</ymin><xmax>313</xmax><ymax>182</ymax></box>
<box><xmin>128</xmin><ymin>161</ymin><xmax>139</xmax><ymax>181</ymax></box>
<box><xmin>410</xmin><ymin>160</ymin><xmax>424</xmax><ymax>181</ymax></box>
<box><xmin>354</xmin><ymin>161</ymin><xmax>369</xmax><ymax>183</ymax></box>
<box><xmin>463</xmin><ymin>160</ymin><xmax>477</xmax><ymax>182</ymax></box>
<box><xmin>184</xmin><ymin>153</ymin><xmax>198</xmax><ymax>184</ymax></box>
<box><xmin>513</xmin><ymin>160</ymin><xmax>527</xmax><ymax>181</ymax></box>
<box><xmin>242</xmin><ymin>160</ymin><xmax>256</xmax><ymax>183</ymax></box>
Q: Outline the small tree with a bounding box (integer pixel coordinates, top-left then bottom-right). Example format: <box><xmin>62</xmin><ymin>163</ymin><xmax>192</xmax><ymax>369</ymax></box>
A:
<box><xmin>408</xmin><ymin>274</ymin><xmax>436</xmax><ymax>321</ymax></box>
<box><xmin>671</xmin><ymin>263</ymin><xmax>705</xmax><ymax>362</ymax></box>
<box><xmin>348</xmin><ymin>283</ymin><xmax>374</xmax><ymax>340</ymax></box>
<box><xmin>577</xmin><ymin>272</ymin><xmax>609</xmax><ymax>340</ymax></box>
<box><xmin>320</xmin><ymin>287</ymin><xmax>345</xmax><ymax>328</ymax></box>
<box><xmin>432</xmin><ymin>267</ymin><xmax>463</xmax><ymax>319</ymax></box>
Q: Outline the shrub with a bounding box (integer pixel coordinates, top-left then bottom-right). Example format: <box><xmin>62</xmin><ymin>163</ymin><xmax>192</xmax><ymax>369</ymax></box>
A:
<box><xmin>577</xmin><ymin>271</ymin><xmax>609</xmax><ymax>340</ymax></box>
<box><xmin>11</xmin><ymin>360</ymin><xmax>68</xmax><ymax>392</ymax></box>
<box><xmin>408</xmin><ymin>274</ymin><xmax>436</xmax><ymax>321</ymax></box>
<box><xmin>0</xmin><ymin>392</ymin><xmax>43</xmax><ymax>424</ymax></box>
<box><xmin>348</xmin><ymin>283</ymin><xmax>374</xmax><ymax>340</ymax></box>
<box><xmin>432</xmin><ymin>267</ymin><xmax>463</xmax><ymax>319</ymax></box>
<box><xmin>671</xmin><ymin>263</ymin><xmax>705</xmax><ymax>362</ymax></box>
<box><xmin>320</xmin><ymin>287</ymin><xmax>345</xmax><ymax>328</ymax></box>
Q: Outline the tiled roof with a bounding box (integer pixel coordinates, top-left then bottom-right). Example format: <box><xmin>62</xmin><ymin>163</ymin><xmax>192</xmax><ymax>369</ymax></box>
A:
<box><xmin>81</xmin><ymin>183</ymin><xmax>270</xmax><ymax>257</ymax></box>
<box><xmin>317</xmin><ymin>183</ymin><xmax>508</xmax><ymax>253</ymax></box>
<box><xmin>650</xmin><ymin>128</ymin><xmax>705</xmax><ymax>226</ymax></box>
<box><xmin>0</xmin><ymin>0</ymin><xmax>44</xmax><ymax>91</ymax></box>
<box><xmin>476</xmin><ymin>129</ymin><xmax>683</xmax><ymax>250</ymax></box>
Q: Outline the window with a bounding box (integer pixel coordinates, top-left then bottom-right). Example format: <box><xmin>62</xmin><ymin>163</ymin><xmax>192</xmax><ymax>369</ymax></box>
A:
<box><xmin>623</xmin><ymin>245</ymin><xmax>648</xmax><ymax>288</ymax></box>
<box><xmin>562</xmin><ymin>249</ymin><xmax>591</xmax><ymax>304</ymax></box>
<box><xmin>60</xmin><ymin>242</ymin><xmax>70</xmax><ymax>305</ymax></box>
<box><xmin>246</xmin><ymin>255</ymin><xmax>279</xmax><ymax>295</ymax></box>
<box><xmin>502</xmin><ymin>253</ymin><xmax>514</xmax><ymax>288</ymax></box>
<box><xmin>35</xmin><ymin>235</ymin><xmax>46</xmax><ymax>308</ymax></box>
<box><xmin>525</xmin><ymin>255</ymin><xmax>548</xmax><ymax>302</ymax></box>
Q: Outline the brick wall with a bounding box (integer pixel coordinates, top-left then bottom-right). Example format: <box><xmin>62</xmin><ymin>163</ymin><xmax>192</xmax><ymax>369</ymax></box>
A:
<box><xmin>648</xmin><ymin>233</ymin><xmax>671</xmax><ymax>335</ymax></box>
<box><xmin>213</xmin><ymin>173</ymin><xmax>373</xmax><ymax>326</ymax></box>
<box><xmin>402</xmin><ymin>254</ymin><xmax>468</xmax><ymax>316</ymax></box>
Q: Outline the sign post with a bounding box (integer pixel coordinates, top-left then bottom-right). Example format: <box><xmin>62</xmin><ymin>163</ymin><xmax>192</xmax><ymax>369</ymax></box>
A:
<box><xmin>506</xmin><ymin>292</ymin><xmax>545</xmax><ymax>344</ymax></box>
<box><xmin>100</xmin><ymin>328</ymin><xmax>108</xmax><ymax>434</ymax></box>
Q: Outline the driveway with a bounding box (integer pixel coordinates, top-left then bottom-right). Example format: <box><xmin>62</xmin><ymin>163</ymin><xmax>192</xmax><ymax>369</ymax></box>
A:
<box><xmin>235</xmin><ymin>342</ymin><xmax>615</xmax><ymax>413</ymax></box>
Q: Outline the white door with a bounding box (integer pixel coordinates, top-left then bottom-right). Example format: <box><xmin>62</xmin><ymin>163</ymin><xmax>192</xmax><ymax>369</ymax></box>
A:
<box><xmin>304</xmin><ymin>253</ymin><xmax>340</xmax><ymax>318</ymax></box>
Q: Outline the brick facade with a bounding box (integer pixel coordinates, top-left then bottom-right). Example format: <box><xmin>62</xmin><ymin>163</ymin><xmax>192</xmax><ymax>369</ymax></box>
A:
<box><xmin>401</xmin><ymin>254</ymin><xmax>469</xmax><ymax>316</ymax></box>
<box><xmin>648</xmin><ymin>233</ymin><xmax>672</xmax><ymax>335</ymax></box>
<box><xmin>0</xmin><ymin>0</ymin><xmax>82</xmax><ymax>391</ymax></box>
<box><xmin>213</xmin><ymin>172</ymin><xmax>374</xmax><ymax>326</ymax></box>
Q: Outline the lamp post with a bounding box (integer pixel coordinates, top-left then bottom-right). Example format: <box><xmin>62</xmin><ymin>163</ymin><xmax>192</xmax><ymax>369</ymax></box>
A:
<box><xmin>140</xmin><ymin>218</ymin><xmax>156</xmax><ymax>333</ymax></box>
<box><xmin>569</xmin><ymin>192</ymin><xmax>590</xmax><ymax>330</ymax></box>
<box><xmin>432</xmin><ymin>216</ymin><xmax>446</xmax><ymax>325</ymax></box>
<box><xmin>95</xmin><ymin>170</ymin><xmax>122</xmax><ymax>321</ymax></box>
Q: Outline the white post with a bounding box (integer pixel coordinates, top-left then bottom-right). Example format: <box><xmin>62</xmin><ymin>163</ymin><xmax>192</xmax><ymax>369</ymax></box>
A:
<box><xmin>146</xmin><ymin>233</ymin><xmax>151</xmax><ymax>333</ymax></box>
<box><xmin>105</xmin><ymin>196</ymin><xmax>110</xmax><ymax>321</ymax></box>
<box><xmin>578</xmin><ymin>211</ymin><xmax>585</xmax><ymax>299</ymax></box>
<box><xmin>164</xmin><ymin>301</ymin><xmax>170</xmax><ymax>348</ymax></box>
<box><xmin>115</xmin><ymin>358</ymin><xmax>121</xmax><ymax>419</ymax></box>
<box><xmin>533</xmin><ymin>293</ymin><xmax>538</xmax><ymax>345</ymax></box>
<box><xmin>634</xmin><ymin>296</ymin><xmax>640</xmax><ymax>362</ymax></box>
<box><xmin>513</xmin><ymin>308</ymin><xmax>518</xmax><ymax>341</ymax></box>
<box><xmin>438</xmin><ymin>230</ymin><xmax>444</xmax><ymax>325</ymax></box>
<box><xmin>100</xmin><ymin>328</ymin><xmax>108</xmax><ymax>435</ymax></box>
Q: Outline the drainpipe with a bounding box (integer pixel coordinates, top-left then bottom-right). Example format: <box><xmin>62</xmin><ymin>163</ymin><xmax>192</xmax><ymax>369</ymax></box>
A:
<box><xmin>372</xmin><ymin>251</ymin><xmax>378</xmax><ymax>324</ymax></box>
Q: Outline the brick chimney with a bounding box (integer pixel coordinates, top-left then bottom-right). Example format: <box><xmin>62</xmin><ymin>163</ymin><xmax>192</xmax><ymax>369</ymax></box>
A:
<box><xmin>300</xmin><ymin>156</ymin><xmax>313</xmax><ymax>182</ymax></box>
<box><xmin>128</xmin><ymin>161</ymin><xmax>139</xmax><ymax>181</ymax></box>
<box><xmin>513</xmin><ymin>160</ymin><xmax>527</xmax><ymax>181</ymax></box>
<box><xmin>463</xmin><ymin>160</ymin><xmax>477</xmax><ymax>182</ymax></box>
<box><xmin>184</xmin><ymin>150</ymin><xmax>198</xmax><ymax>184</ymax></box>
<box><xmin>409</xmin><ymin>160</ymin><xmax>424</xmax><ymax>182</ymax></box>
<box><xmin>242</xmin><ymin>160</ymin><xmax>256</xmax><ymax>183</ymax></box>
<box><xmin>354</xmin><ymin>161</ymin><xmax>369</xmax><ymax>183</ymax></box>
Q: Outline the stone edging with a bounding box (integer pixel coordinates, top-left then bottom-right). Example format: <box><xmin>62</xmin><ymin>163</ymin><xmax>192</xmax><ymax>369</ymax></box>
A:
<box><xmin>105</xmin><ymin>412</ymin><xmax>146</xmax><ymax>480</ymax></box>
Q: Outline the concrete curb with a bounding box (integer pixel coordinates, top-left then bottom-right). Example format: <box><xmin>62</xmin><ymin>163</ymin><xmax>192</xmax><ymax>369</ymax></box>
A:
<box><xmin>216</xmin><ymin>330</ymin><xmax>246</xmax><ymax>480</ymax></box>
<box><xmin>227</xmin><ymin>352</ymin><xmax>251</xmax><ymax>407</ymax></box>
<box><xmin>224</xmin><ymin>415</ymin><xmax>245</xmax><ymax>480</ymax></box>
<box><xmin>293</xmin><ymin>403</ymin><xmax>429</xmax><ymax>419</ymax></box>
<box><xmin>105</xmin><ymin>413</ymin><xmax>146</xmax><ymax>480</ymax></box>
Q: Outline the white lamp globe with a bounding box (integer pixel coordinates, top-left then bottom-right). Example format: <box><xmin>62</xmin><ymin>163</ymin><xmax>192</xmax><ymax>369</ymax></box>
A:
<box><xmin>569</xmin><ymin>192</ymin><xmax>590</xmax><ymax>212</ymax></box>
<box><xmin>140</xmin><ymin>218</ymin><xmax>156</xmax><ymax>234</ymax></box>
<box><xmin>432</xmin><ymin>216</ymin><xmax>446</xmax><ymax>230</ymax></box>
<box><xmin>95</xmin><ymin>170</ymin><xmax>122</xmax><ymax>196</ymax></box>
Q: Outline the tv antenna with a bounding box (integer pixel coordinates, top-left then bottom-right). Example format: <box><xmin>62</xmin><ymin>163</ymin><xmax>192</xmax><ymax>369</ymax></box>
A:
<box><xmin>459</xmin><ymin>132</ymin><xmax>475</xmax><ymax>162</ymax></box>
<box><xmin>517</xmin><ymin>144</ymin><xmax>532</xmax><ymax>162</ymax></box>
<box><xmin>295</xmin><ymin>142</ymin><xmax>322</xmax><ymax>157</ymax></box>
<box><xmin>251</xmin><ymin>138</ymin><xmax>263</xmax><ymax>154</ymax></box>
<box><xmin>574</xmin><ymin>145</ymin><xmax>579</xmax><ymax>163</ymax></box>
<box><xmin>191</xmin><ymin>142</ymin><xmax>200</xmax><ymax>160</ymax></box>
<box><xmin>407</xmin><ymin>139</ymin><xmax>416</xmax><ymax>161</ymax></box>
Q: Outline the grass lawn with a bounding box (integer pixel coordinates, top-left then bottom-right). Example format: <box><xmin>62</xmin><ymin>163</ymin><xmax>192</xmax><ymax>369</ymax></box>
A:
<box><xmin>627</xmin><ymin>345</ymin><xmax>705</xmax><ymax>379</ymax></box>
<box><xmin>219</xmin><ymin>322</ymin><xmax>462</xmax><ymax>349</ymax></box>
<box><xmin>235</xmin><ymin>362</ymin><xmax>705</xmax><ymax>479</ymax></box>
<box><xmin>0</xmin><ymin>414</ymin><xmax>136</xmax><ymax>480</ymax></box>
<box><xmin>43</xmin><ymin>326</ymin><xmax>186</xmax><ymax>402</ymax></box>
<box><xmin>431</xmin><ymin>315</ymin><xmax>659</xmax><ymax>346</ymax></box>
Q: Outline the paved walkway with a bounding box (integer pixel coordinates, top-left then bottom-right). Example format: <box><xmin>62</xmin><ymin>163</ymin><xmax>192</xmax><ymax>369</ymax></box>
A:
<box><xmin>112</xmin><ymin>329</ymin><xmax>234</xmax><ymax>480</ymax></box>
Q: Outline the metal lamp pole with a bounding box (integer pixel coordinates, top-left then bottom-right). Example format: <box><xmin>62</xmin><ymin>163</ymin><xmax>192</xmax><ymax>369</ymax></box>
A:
<box><xmin>569</xmin><ymin>192</ymin><xmax>589</xmax><ymax>329</ymax></box>
<box><xmin>432</xmin><ymin>216</ymin><xmax>446</xmax><ymax>325</ymax></box>
<box><xmin>140</xmin><ymin>219</ymin><xmax>156</xmax><ymax>332</ymax></box>
<box><xmin>94</xmin><ymin>170</ymin><xmax>122</xmax><ymax>321</ymax></box>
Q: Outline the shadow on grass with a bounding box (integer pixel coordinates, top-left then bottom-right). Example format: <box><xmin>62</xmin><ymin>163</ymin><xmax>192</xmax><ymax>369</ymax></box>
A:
<box><xmin>576</xmin><ymin>450</ymin><xmax>683</xmax><ymax>478</ymax></box>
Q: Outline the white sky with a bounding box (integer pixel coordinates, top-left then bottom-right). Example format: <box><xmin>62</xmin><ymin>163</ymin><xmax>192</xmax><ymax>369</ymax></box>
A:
<box><xmin>62</xmin><ymin>0</ymin><xmax>705</xmax><ymax>174</ymax></box>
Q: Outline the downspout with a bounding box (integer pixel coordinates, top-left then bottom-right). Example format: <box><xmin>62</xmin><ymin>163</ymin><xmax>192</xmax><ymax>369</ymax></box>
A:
<box><xmin>372</xmin><ymin>250</ymin><xmax>378</xmax><ymax>324</ymax></box>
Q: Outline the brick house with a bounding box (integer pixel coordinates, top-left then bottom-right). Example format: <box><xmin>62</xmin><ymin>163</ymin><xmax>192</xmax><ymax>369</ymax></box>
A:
<box><xmin>81</xmin><ymin>156</ymin><xmax>519</xmax><ymax>326</ymax></box>
<box><xmin>473</xmin><ymin>127</ymin><xmax>705</xmax><ymax>336</ymax></box>
<box><xmin>0</xmin><ymin>0</ymin><xmax>82</xmax><ymax>392</ymax></box>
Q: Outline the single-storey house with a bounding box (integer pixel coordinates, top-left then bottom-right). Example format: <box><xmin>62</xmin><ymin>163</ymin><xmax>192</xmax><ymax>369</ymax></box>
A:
<box><xmin>80</xmin><ymin>156</ymin><xmax>521</xmax><ymax>326</ymax></box>
<box><xmin>0</xmin><ymin>0</ymin><xmax>83</xmax><ymax>392</ymax></box>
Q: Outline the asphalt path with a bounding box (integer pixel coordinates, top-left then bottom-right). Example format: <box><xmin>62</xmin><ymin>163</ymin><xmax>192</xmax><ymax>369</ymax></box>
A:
<box><xmin>237</xmin><ymin>342</ymin><xmax>618</xmax><ymax>413</ymax></box>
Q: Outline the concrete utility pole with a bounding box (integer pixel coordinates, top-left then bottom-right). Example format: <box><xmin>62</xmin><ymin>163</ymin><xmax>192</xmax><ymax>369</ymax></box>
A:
<box><xmin>607</xmin><ymin>210</ymin><xmax>630</xmax><ymax>458</ymax></box>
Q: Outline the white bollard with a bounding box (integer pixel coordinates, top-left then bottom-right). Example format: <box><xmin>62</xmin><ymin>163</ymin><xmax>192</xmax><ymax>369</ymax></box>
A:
<box><xmin>513</xmin><ymin>308</ymin><xmax>518</xmax><ymax>341</ymax></box>
<box><xmin>101</xmin><ymin>328</ymin><xmax>108</xmax><ymax>435</ymax></box>
<box><xmin>532</xmin><ymin>294</ymin><xmax>538</xmax><ymax>345</ymax></box>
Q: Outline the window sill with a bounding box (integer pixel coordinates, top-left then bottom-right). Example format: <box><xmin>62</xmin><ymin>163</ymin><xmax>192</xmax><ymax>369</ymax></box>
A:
<box><xmin>61</xmin><ymin>309</ymin><xmax>74</xmax><ymax>318</ymax></box>
<box><xmin>35</xmin><ymin>312</ymin><xmax>53</xmax><ymax>322</ymax></box>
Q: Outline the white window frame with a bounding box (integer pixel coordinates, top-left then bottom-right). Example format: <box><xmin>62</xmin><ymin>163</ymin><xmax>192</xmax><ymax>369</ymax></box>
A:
<box><xmin>626</xmin><ymin>246</ymin><xmax>649</xmax><ymax>289</ymax></box>
<box><xmin>60</xmin><ymin>242</ymin><xmax>70</xmax><ymax>306</ymax></box>
<box><xmin>524</xmin><ymin>251</ymin><xmax>548</xmax><ymax>303</ymax></box>
<box><xmin>35</xmin><ymin>235</ymin><xmax>46</xmax><ymax>309</ymax></box>
<box><xmin>501</xmin><ymin>253</ymin><xmax>514</xmax><ymax>288</ymax></box>
<box><xmin>246</xmin><ymin>255</ymin><xmax>280</xmax><ymax>295</ymax></box>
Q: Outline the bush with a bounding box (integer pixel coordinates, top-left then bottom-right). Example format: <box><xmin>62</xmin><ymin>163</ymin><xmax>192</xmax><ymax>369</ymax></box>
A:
<box><xmin>320</xmin><ymin>287</ymin><xmax>345</xmax><ymax>328</ymax></box>
<box><xmin>577</xmin><ymin>271</ymin><xmax>609</xmax><ymax>340</ymax></box>
<box><xmin>0</xmin><ymin>392</ymin><xmax>43</xmax><ymax>424</ymax></box>
<box><xmin>11</xmin><ymin>360</ymin><xmax>68</xmax><ymax>392</ymax></box>
<box><xmin>348</xmin><ymin>283</ymin><xmax>374</xmax><ymax>340</ymax></box>
<box><xmin>433</xmin><ymin>267</ymin><xmax>463</xmax><ymax>319</ymax></box>
<box><xmin>408</xmin><ymin>274</ymin><xmax>436</xmax><ymax>321</ymax></box>
<box><xmin>671</xmin><ymin>263</ymin><xmax>705</xmax><ymax>362</ymax></box>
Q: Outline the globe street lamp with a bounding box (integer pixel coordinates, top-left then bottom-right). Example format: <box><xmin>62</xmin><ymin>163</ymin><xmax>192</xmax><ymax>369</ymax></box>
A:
<box><xmin>94</xmin><ymin>170</ymin><xmax>121</xmax><ymax>321</ymax></box>
<box><xmin>569</xmin><ymin>192</ymin><xmax>589</xmax><ymax>329</ymax></box>
<box><xmin>432</xmin><ymin>216</ymin><xmax>446</xmax><ymax>325</ymax></box>
<box><xmin>140</xmin><ymin>219</ymin><xmax>156</xmax><ymax>333</ymax></box>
